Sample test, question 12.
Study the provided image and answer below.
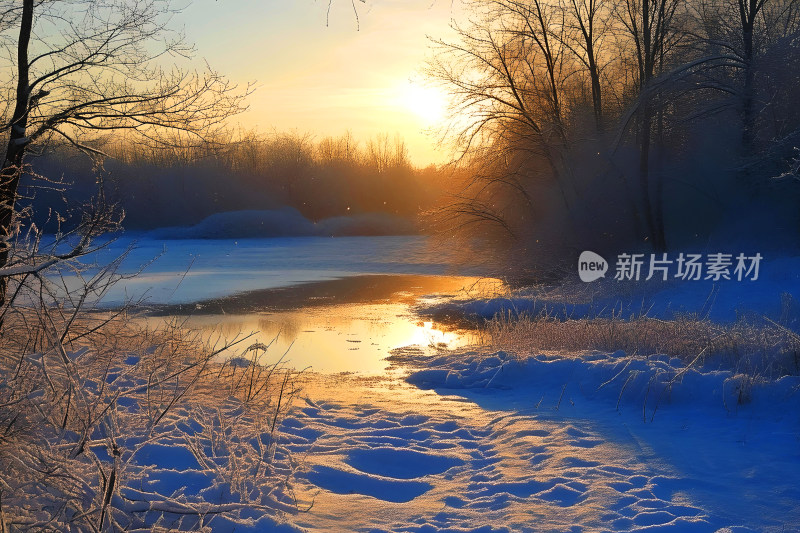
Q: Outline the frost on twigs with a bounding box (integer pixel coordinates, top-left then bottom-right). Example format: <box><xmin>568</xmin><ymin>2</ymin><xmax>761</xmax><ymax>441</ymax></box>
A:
<box><xmin>0</xmin><ymin>224</ymin><xmax>303</xmax><ymax>531</ymax></box>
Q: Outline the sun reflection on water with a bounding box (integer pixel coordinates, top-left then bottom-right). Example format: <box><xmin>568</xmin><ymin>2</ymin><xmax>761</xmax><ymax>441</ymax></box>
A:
<box><xmin>146</xmin><ymin>302</ymin><xmax>476</xmax><ymax>375</ymax></box>
<box><xmin>139</xmin><ymin>274</ymin><xmax>503</xmax><ymax>374</ymax></box>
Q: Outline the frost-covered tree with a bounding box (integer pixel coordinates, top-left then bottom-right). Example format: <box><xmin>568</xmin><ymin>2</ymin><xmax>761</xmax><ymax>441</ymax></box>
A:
<box><xmin>0</xmin><ymin>0</ymin><xmax>248</xmax><ymax>304</ymax></box>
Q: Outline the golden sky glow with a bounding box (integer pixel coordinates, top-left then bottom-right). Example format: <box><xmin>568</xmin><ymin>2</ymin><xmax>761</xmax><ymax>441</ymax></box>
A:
<box><xmin>182</xmin><ymin>0</ymin><xmax>461</xmax><ymax>166</ymax></box>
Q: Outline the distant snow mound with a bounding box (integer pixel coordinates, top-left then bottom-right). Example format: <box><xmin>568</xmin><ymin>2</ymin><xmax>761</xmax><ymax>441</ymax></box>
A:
<box><xmin>146</xmin><ymin>209</ymin><xmax>417</xmax><ymax>239</ymax></box>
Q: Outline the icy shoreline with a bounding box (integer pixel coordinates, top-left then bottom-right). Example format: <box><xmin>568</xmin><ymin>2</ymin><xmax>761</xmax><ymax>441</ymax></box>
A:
<box><xmin>5</xmin><ymin>310</ymin><xmax>800</xmax><ymax>532</ymax></box>
<box><xmin>11</xmin><ymin>241</ymin><xmax>800</xmax><ymax>531</ymax></box>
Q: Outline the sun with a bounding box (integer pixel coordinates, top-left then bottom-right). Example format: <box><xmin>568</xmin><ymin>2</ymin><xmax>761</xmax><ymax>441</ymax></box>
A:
<box><xmin>398</xmin><ymin>81</ymin><xmax>449</xmax><ymax>126</ymax></box>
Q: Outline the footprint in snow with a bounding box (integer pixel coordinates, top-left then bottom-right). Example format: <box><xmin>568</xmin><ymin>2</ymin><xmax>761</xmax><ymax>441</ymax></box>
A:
<box><xmin>305</xmin><ymin>465</ymin><xmax>432</xmax><ymax>503</ymax></box>
<box><xmin>345</xmin><ymin>447</ymin><xmax>463</xmax><ymax>479</ymax></box>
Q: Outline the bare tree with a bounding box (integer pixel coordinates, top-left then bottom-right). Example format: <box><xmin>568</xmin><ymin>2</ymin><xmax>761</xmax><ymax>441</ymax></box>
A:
<box><xmin>428</xmin><ymin>0</ymin><xmax>800</xmax><ymax>267</ymax></box>
<box><xmin>683</xmin><ymin>0</ymin><xmax>800</xmax><ymax>193</ymax></box>
<box><xmin>616</xmin><ymin>0</ymin><xmax>682</xmax><ymax>249</ymax></box>
<box><xmin>429</xmin><ymin>0</ymin><xmax>576</xmax><ymax>204</ymax></box>
<box><xmin>0</xmin><ymin>0</ymin><xmax>249</xmax><ymax>305</ymax></box>
<box><xmin>737</xmin><ymin>0</ymin><xmax>767</xmax><ymax>157</ymax></box>
<box><xmin>560</xmin><ymin>0</ymin><xmax>611</xmax><ymax>130</ymax></box>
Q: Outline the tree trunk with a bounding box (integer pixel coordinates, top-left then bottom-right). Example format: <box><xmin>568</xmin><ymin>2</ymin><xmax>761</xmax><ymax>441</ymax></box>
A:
<box><xmin>587</xmin><ymin>48</ymin><xmax>603</xmax><ymax>130</ymax></box>
<box><xmin>740</xmin><ymin>22</ymin><xmax>756</xmax><ymax>193</ymax></box>
<box><xmin>634</xmin><ymin>0</ymin><xmax>666</xmax><ymax>250</ymax></box>
<box><xmin>0</xmin><ymin>0</ymin><xmax>34</xmax><ymax>307</ymax></box>
<box><xmin>638</xmin><ymin>104</ymin><xmax>657</xmax><ymax>248</ymax></box>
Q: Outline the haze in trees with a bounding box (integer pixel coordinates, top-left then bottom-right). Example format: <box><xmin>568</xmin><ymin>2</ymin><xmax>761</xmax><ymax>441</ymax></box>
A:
<box><xmin>427</xmin><ymin>0</ymin><xmax>800</xmax><ymax>277</ymax></box>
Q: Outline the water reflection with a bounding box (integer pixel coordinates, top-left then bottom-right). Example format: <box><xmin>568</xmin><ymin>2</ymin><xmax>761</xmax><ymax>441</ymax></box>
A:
<box><xmin>146</xmin><ymin>275</ymin><xmax>501</xmax><ymax>374</ymax></box>
<box><xmin>157</xmin><ymin>273</ymin><xmax>504</xmax><ymax>314</ymax></box>
<box><xmin>162</xmin><ymin>304</ymin><xmax>472</xmax><ymax>374</ymax></box>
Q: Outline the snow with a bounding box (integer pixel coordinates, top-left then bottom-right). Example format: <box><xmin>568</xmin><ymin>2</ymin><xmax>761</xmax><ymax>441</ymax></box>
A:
<box><xmin>26</xmin><ymin>238</ymin><xmax>800</xmax><ymax>530</ymax></box>
<box><xmin>54</xmin><ymin>234</ymin><xmax>463</xmax><ymax>305</ymax></box>
<box><xmin>421</xmin><ymin>254</ymin><xmax>800</xmax><ymax>325</ymax></box>
<box><xmin>271</xmin><ymin>348</ymin><xmax>800</xmax><ymax>532</ymax></box>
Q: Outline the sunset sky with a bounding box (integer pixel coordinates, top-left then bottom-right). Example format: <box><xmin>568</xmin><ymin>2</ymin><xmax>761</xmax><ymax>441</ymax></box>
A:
<box><xmin>181</xmin><ymin>0</ymin><xmax>461</xmax><ymax>166</ymax></box>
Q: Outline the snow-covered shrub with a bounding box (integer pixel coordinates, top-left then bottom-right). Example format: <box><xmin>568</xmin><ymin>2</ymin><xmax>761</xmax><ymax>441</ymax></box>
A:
<box><xmin>0</xmin><ymin>304</ymin><xmax>303</xmax><ymax>531</ymax></box>
<box><xmin>468</xmin><ymin>308</ymin><xmax>800</xmax><ymax>379</ymax></box>
<box><xmin>0</xmin><ymin>208</ymin><xmax>303</xmax><ymax>531</ymax></box>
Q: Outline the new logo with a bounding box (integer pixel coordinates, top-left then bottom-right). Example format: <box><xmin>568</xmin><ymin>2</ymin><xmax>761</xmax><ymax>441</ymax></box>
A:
<box><xmin>578</xmin><ymin>251</ymin><xmax>608</xmax><ymax>282</ymax></box>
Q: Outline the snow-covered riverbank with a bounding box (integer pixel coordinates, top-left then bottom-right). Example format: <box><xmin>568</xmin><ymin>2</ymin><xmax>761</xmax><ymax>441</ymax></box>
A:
<box><xmin>271</xmin><ymin>254</ymin><xmax>800</xmax><ymax>531</ymax></box>
<box><xmin>14</xmin><ymin>237</ymin><xmax>800</xmax><ymax>531</ymax></box>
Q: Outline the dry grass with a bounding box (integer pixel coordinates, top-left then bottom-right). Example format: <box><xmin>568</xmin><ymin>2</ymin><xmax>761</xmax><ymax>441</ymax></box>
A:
<box><xmin>0</xmin><ymin>306</ymin><xmax>302</xmax><ymax>532</ymax></box>
<box><xmin>482</xmin><ymin>311</ymin><xmax>800</xmax><ymax>379</ymax></box>
<box><xmin>0</xmin><ymin>200</ymin><xmax>307</xmax><ymax>531</ymax></box>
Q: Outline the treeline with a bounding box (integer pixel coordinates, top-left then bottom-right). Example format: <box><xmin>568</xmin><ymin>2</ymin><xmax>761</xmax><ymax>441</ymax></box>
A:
<box><xmin>24</xmin><ymin>131</ymin><xmax>446</xmax><ymax>231</ymax></box>
<box><xmin>428</xmin><ymin>0</ymin><xmax>800</xmax><ymax>275</ymax></box>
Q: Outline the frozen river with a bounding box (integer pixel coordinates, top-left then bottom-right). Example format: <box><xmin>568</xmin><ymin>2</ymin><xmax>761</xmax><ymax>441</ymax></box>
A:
<box><xmin>72</xmin><ymin>234</ymin><xmax>500</xmax><ymax>373</ymax></box>
<box><xmin>83</xmin><ymin>234</ymin><xmax>472</xmax><ymax>305</ymax></box>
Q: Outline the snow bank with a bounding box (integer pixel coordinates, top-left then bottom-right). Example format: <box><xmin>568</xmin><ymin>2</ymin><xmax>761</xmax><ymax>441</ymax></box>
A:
<box><xmin>145</xmin><ymin>208</ymin><xmax>418</xmax><ymax>239</ymax></box>
<box><xmin>395</xmin><ymin>349</ymin><xmax>800</xmax><ymax>417</ymax></box>
<box><xmin>420</xmin><ymin>255</ymin><xmax>800</xmax><ymax>324</ymax></box>
<box><xmin>283</xmin><ymin>360</ymin><xmax>799</xmax><ymax>532</ymax></box>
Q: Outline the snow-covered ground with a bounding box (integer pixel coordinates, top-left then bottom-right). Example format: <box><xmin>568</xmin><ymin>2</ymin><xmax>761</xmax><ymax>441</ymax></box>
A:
<box><xmin>420</xmin><ymin>254</ymin><xmax>800</xmax><ymax>325</ymax></box>
<box><xmin>34</xmin><ymin>237</ymin><xmax>800</xmax><ymax>531</ymax></box>
<box><xmin>277</xmin><ymin>347</ymin><xmax>800</xmax><ymax>532</ymax></box>
<box><xmin>38</xmin><ymin>345</ymin><xmax>795</xmax><ymax>532</ymax></box>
